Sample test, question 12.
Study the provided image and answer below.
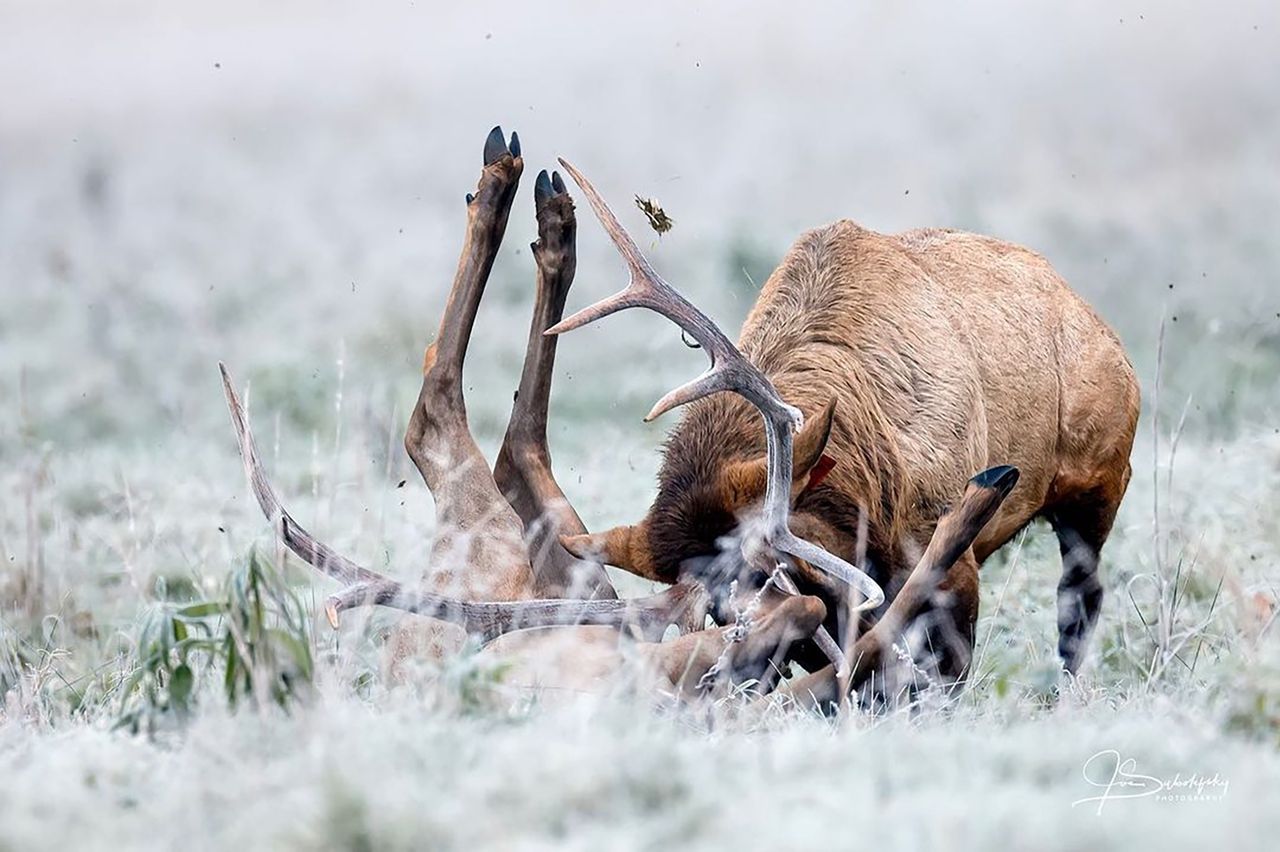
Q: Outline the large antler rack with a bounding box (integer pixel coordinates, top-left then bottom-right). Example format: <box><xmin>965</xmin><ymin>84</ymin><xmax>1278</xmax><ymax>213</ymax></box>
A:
<box><xmin>546</xmin><ymin>159</ymin><xmax>886</xmax><ymax>628</ymax></box>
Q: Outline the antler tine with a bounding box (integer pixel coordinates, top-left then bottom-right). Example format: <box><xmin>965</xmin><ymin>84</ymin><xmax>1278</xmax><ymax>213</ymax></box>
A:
<box><xmin>548</xmin><ymin>159</ymin><xmax>664</xmax><ymax>316</ymax></box>
<box><xmin>548</xmin><ymin>160</ymin><xmax>884</xmax><ymax>616</ymax></box>
<box><xmin>548</xmin><ymin>159</ymin><xmax>798</xmax><ymax>425</ymax></box>
<box><xmin>221</xmin><ymin>363</ymin><xmax>384</xmax><ymax>587</ymax></box>
<box><xmin>777</xmin><ymin>530</ymin><xmax>884</xmax><ymax>610</ymax></box>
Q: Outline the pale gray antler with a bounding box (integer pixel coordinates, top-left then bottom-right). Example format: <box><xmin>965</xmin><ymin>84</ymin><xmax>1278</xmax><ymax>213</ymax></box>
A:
<box><xmin>547</xmin><ymin>159</ymin><xmax>886</xmax><ymax>620</ymax></box>
<box><xmin>220</xmin><ymin>362</ymin><xmax>704</xmax><ymax>640</ymax></box>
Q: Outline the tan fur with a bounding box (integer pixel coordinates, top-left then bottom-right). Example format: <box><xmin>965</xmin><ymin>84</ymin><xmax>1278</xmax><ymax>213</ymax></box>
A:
<box><xmin>743</xmin><ymin>221</ymin><xmax>1138</xmax><ymax>555</ymax></box>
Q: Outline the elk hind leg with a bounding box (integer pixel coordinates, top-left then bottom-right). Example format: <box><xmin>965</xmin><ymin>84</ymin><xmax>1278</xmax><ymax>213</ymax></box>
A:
<box><xmin>1047</xmin><ymin>470</ymin><xmax>1126</xmax><ymax>675</ymax></box>
<box><xmin>391</xmin><ymin>130</ymin><xmax>532</xmax><ymax>674</ymax></box>
<box><xmin>494</xmin><ymin>169</ymin><xmax>615</xmax><ymax>600</ymax></box>
<box><xmin>402</xmin><ymin>129</ymin><xmax>532</xmax><ymax>598</ymax></box>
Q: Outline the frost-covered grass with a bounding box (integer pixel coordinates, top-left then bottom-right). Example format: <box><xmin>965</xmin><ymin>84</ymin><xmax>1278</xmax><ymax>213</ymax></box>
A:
<box><xmin>2</xmin><ymin>2</ymin><xmax>1279</xmax><ymax>849</ymax></box>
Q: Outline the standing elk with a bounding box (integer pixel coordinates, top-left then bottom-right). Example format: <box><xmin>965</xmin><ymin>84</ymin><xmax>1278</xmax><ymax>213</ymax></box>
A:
<box><xmin>220</xmin><ymin>126</ymin><xmax>1024</xmax><ymax>704</ymax></box>
<box><xmin>556</xmin><ymin>141</ymin><xmax>1140</xmax><ymax>688</ymax></box>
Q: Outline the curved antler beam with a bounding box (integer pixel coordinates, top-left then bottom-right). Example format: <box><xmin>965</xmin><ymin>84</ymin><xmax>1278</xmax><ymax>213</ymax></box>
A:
<box><xmin>547</xmin><ymin>160</ymin><xmax>885</xmax><ymax>619</ymax></box>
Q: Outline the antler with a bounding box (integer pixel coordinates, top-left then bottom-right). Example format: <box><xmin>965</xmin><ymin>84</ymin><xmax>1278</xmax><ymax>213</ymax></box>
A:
<box><xmin>781</xmin><ymin>464</ymin><xmax>1021</xmax><ymax>708</ymax></box>
<box><xmin>221</xmin><ymin>128</ymin><xmax>712</xmax><ymax>642</ymax></box>
<box><xmin>220</xmin><ymin>362</ymin><xmax>705</xmax><ymax>641</ymax></box>
<box><xmin>547</xmin><ymin>160</ymin><xmax>886</xmax><ymax>620</ymax></box>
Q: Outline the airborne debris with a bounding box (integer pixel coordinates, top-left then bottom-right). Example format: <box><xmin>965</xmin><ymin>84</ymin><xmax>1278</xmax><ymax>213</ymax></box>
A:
<box><xmin>634</xmin><ymin>195</ymin><xmax>674</xmax><ymax>235</ymax></box>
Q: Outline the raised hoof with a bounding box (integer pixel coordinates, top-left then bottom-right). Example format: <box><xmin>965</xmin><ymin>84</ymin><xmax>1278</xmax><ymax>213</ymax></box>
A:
<box><xmin>534</xmin><ymin>169</ymin><xmax>554</xmax><ymax>208</ymax></box>
<box><xmin>970</xmin><ymin>464</ymin><xmax>1020</xmax><ymax>497</ymax></box>
<box><xmin>483</xmin><ymin>125</ymin><xmax>509</xmax><ymax>166</ymax></box>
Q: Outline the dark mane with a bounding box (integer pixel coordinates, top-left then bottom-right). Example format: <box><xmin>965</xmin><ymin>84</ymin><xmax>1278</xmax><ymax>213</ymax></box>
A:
<box><xmin>643</xmin><ymin>222</ymin><xmax>912</xmax><ymax>575</ymax></box>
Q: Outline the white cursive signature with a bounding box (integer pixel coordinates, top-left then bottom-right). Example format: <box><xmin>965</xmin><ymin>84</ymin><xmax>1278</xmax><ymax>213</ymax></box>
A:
<box><xmin>1071</xmin><ymin>750</ymin><xmax>1230</xmax><ymax>815</ymax></box>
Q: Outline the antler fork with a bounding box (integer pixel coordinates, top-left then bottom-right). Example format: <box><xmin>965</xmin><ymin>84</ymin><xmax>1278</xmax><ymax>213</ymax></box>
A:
<box><xmin>546</xmin><ymin>160</ymin><xmax>887</xmax><ymax>621</ymax></box>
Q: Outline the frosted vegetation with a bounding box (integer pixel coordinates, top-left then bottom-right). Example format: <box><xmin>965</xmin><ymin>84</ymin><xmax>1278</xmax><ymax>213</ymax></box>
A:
<box><xmin>1</xmin><ymin>2</ymin><xmax>1278</xmax><ymax>848</ymax></box>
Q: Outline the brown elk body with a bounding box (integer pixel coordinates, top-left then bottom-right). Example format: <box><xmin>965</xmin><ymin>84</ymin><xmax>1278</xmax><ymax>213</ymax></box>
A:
<box><xmin>566</xmin><ymin>221</ymin><xmax>1139</xmax><ymax>677</ymax></box>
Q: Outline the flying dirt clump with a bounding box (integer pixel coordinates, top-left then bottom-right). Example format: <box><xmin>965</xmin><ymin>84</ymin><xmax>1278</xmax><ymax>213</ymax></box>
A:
<box><xmin>635</xmin><ymin>195</ymin><xmax>674</xmax><ymax>235</ymax></box>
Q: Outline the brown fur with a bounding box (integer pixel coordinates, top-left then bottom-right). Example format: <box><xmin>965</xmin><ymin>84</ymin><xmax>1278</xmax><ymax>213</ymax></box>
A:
<box><xmin>612</xmin><ymin>219</ymin><xmax>1139</xmax><ymax>671</ymax></box>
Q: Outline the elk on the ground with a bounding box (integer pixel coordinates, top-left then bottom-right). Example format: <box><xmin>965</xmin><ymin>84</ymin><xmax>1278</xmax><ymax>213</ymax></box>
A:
<box><xmin>221</xmin><ymin>127</ymin><xmax>1025</xmax><ymax>705</ymax></box>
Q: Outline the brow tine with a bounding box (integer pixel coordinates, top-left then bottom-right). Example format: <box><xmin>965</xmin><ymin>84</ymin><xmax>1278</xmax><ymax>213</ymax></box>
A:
<box><xmin>547</xmin><ymin>290</ymin><xmax>645</xmax><ymax>336</ymax></box>
<box><xmin>777</xmin><ymin>530</ymin><xmax>885</xmax><ymax>612</ymax></box>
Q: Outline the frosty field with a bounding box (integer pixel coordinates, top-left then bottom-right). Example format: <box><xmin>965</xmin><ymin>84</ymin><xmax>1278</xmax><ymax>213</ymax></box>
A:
<box><xmin>2</xmin><ymin>2</ymin><xmax>1279</xmax><ymax>849</ymax></box>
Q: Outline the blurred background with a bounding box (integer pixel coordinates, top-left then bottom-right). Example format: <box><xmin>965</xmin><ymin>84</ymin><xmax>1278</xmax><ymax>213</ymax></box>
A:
<box><xmin>2</xmin><ymin>0</ymin><xmax>1278</xmax><ymax>622</ymax></box>
<box><xmin>2</xmin><ymin>3</ymin><xmax>1279</xmax><ymax>847</ymax></box>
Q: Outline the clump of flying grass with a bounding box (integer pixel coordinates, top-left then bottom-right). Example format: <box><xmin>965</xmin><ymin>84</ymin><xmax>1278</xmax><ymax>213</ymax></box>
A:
<box><xmin>634</xmin><ymin>195</ymin><xmax>674</xmax><ymax>235</ymax></box>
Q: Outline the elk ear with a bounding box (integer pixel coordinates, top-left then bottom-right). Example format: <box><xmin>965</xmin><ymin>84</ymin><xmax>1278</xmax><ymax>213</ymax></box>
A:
<box><xmin>805</xmin><ymin>453</ymin><xmax>837</xmax><ymax>491</ymax></box>
<box><xmin>793</xmin><ymin>398</ymin><xmax>837</xmax><ymax>493</ymax></box>
<box><xmin>560</xmin><ymin>521</ymin><xmax>658</xmax><ymax>580</ymax></box>
<box><xmin>720</xmin><ymin>398</ymin><xmax>838</xmax><ymax>505</ymax></box>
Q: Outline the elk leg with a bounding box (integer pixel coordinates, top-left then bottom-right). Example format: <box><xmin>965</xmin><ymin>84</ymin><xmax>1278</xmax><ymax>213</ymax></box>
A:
<box><xmin>403</xmin><ymin>127</ymin><xmax>532</xmax><ymax>599</ymax></box>
<box><xmin>888</xmin><ymin>548</ymin><xmax>980</xmax><ymax>688</ymax></box>
<box><xmin>928</xmin><ymin>549</ymin><xmax>981</xmax><ymax>681</ymax></box>
<box><xmin>1047</xmin><ymin>477</ymin><xmax>1124</xmax><ymax>675</ymax></box>
<box><xmin>494</xmin><ymin>170</ymin><xmax>616</xmax><ymax>600</ymax></box>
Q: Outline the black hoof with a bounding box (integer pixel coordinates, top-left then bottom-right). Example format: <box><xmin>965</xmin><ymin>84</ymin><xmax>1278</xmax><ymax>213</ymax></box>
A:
<box><xmin>483</xmin><ymin>125</ymin><xmax>508</xmax><ymax>166</ymax></box>
<box><xmin>534</xmin><ymin>169</ymin><xmax>553</xmax><ymax>207</ymax></box>
<box><xmin>970</xmin><ymin>464</ymin><xmax>1020</xmax><ymax>497</ymax></box>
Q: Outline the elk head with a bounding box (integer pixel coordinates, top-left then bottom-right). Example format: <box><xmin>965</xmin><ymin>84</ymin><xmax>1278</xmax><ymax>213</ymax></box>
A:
<box><xmin>560</xmin><ymin>396</ymin><xmax>840</xmax><ymax>587</ymax></box>
<box><xmin>544</xmin><ymin>159</ymin><xmax>884</xmax><ymax>619</ymax></box>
